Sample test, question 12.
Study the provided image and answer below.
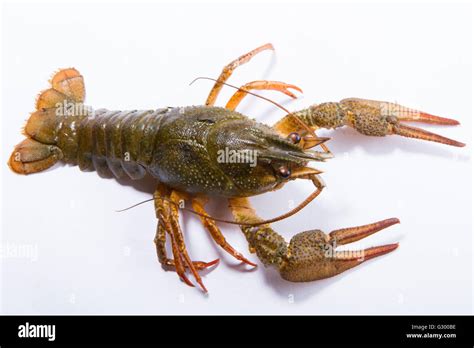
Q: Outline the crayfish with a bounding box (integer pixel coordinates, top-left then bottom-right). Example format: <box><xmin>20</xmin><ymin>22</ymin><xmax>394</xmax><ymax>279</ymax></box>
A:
<box><xmin>9</xmin><ymin>43</ymin><xmax>464</xmax><ymax>292</ymax></box>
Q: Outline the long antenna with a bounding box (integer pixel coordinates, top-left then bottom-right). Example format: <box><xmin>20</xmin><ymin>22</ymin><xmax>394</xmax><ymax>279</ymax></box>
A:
<box><xmin>117</xmin><ymin>181</ymin><xmax>322</xmax><ymax>227</ymax></box>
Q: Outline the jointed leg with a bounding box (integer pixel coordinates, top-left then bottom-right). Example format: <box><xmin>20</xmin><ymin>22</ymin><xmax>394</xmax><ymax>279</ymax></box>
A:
<box><xmin>169</xmin><ymin>190</ymin><xmax>210</xmax><ymax>292</ymax></box>
<box><xmin>191</xmin><ymin>196</ymin><xmax>256</xmax><ymax>266</ymax></box>
<box><xmin>154</xmin><ymin>186</ymin><xmax>192</xmax><ymax>286</ymax></box>
<box><xmin>205</xmin><ymin>43</ymin><xmax>274</xmax><ymax>106</ymax></box>
<box><xmin>154</xmin><ymin>220</ymin><xmax>169</xmax><ymax>266</ymax></box>
<box><xmin>225</xmin><ymin>80</ymin><xmax>302</xmax><ymax>111</ymax></box>
<box><xmin>154</xmin><ymin>185</ymin><xmax>218</xmax><ymax>291</ymax></box>
<box><xmin>154</xmin><ymin>220</ymin><xmax>218</xmax><ymax>271</ymax></box>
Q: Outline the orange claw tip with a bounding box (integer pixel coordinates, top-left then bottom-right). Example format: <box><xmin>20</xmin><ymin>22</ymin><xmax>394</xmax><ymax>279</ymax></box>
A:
<box><xmin>197</xmin><ymin>280</ymin><xmax>208</xmax><ymax>293</ymax></box>
<box><xmin>206</xmin><ymin>258</ymin><xmax>220</xmax><ymax>267</ymax></box>
<box><xmin>418</xmin><ymin>112</ymin><xmax>460</xmax><ymax>126</ymax></box>
<box><xmin>235</xmin><ymin>252</ymin><xmax>257</xmax><ymax>267</ymax></box>
<box><xmin>180</xmin><ymin>275</ymin><xmax>195</xmax><ymax>288</ymax></box>
<box><xmin>243</xmin><ymin>259</ymin><xmax>258</xmax><ymax>267</ymax></box>
<box><xmin>363</xmin><ymin>243</ymin><xmax>399</xmax><ymax>261</ymax></box>
<box><xmin>264</xmin><ymin>43</ymin><xmax>275</xmax><ymax>50</ymax></box>
<box><xmin>395</xmin><ymin>124</ymin><xmax>466</xmax><ymax>147</ymax></box>
<box><xmin>329</xmin><ymin>217</ymin><xmax>400</xmax><ymax>245</ymax></box>
<box><xmin>380</xmin><ymin>217</ymin><xmax>401</xmax><ymax>227</ymax></box>
<box><xmin>288</xmin><ymin>84</ymin><xmax>304</xmax><ymax>94</ymax></box>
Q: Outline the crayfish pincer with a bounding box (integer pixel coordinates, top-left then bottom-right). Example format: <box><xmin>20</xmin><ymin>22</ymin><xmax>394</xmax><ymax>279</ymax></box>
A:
<box><xmin>8</xmin><ymin>43</ymin><xmax>464</xmax><ymax>292</ymax></box>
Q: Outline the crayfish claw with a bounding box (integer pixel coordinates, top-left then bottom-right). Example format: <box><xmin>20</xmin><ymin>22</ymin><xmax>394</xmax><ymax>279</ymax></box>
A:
<box><xmin>340</xmin><ymin>98</ymin><xmax>465</xmax><ymax>147</ymax></box>
<box><xmin>279</xmin><ymin>218</ymin><xmax>400</xmax><ymax>282</ymax></box>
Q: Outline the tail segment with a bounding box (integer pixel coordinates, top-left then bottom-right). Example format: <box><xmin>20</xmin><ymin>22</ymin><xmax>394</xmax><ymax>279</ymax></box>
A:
<box><xmin>8</xmin><ymin>138</ymin><xmax>63</xmax><ymax>174</ymax></box>
<box><xmin>8</xmin><ymin>68</ymin><xmax>86</xmax><ymax>174</ymax></box>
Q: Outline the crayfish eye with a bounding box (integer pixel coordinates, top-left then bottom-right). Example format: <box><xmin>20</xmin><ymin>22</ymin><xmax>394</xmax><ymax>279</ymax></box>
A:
<box><xmin>288</xmin><ymin>132</ymin><xmax>301</xmax><ymax>144</ymax></box>
<box><xmin>277</xmin><ymin>166</ymin><xmax>291</xmax><ymax>178</ymax></box>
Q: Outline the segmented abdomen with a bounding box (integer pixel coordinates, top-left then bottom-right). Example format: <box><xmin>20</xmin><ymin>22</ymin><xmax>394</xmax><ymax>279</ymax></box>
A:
<box><xmin>58</xmin><ymin>108</ymin><xmax>169</xmax><ymax>179</ymax></box>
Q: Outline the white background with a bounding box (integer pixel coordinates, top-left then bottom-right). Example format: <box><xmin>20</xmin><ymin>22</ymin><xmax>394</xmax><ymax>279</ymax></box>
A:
<box><xmin>1</xmin><ymin>0</ymin><xmax>472</xmax><ymax>314</ymax></box>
